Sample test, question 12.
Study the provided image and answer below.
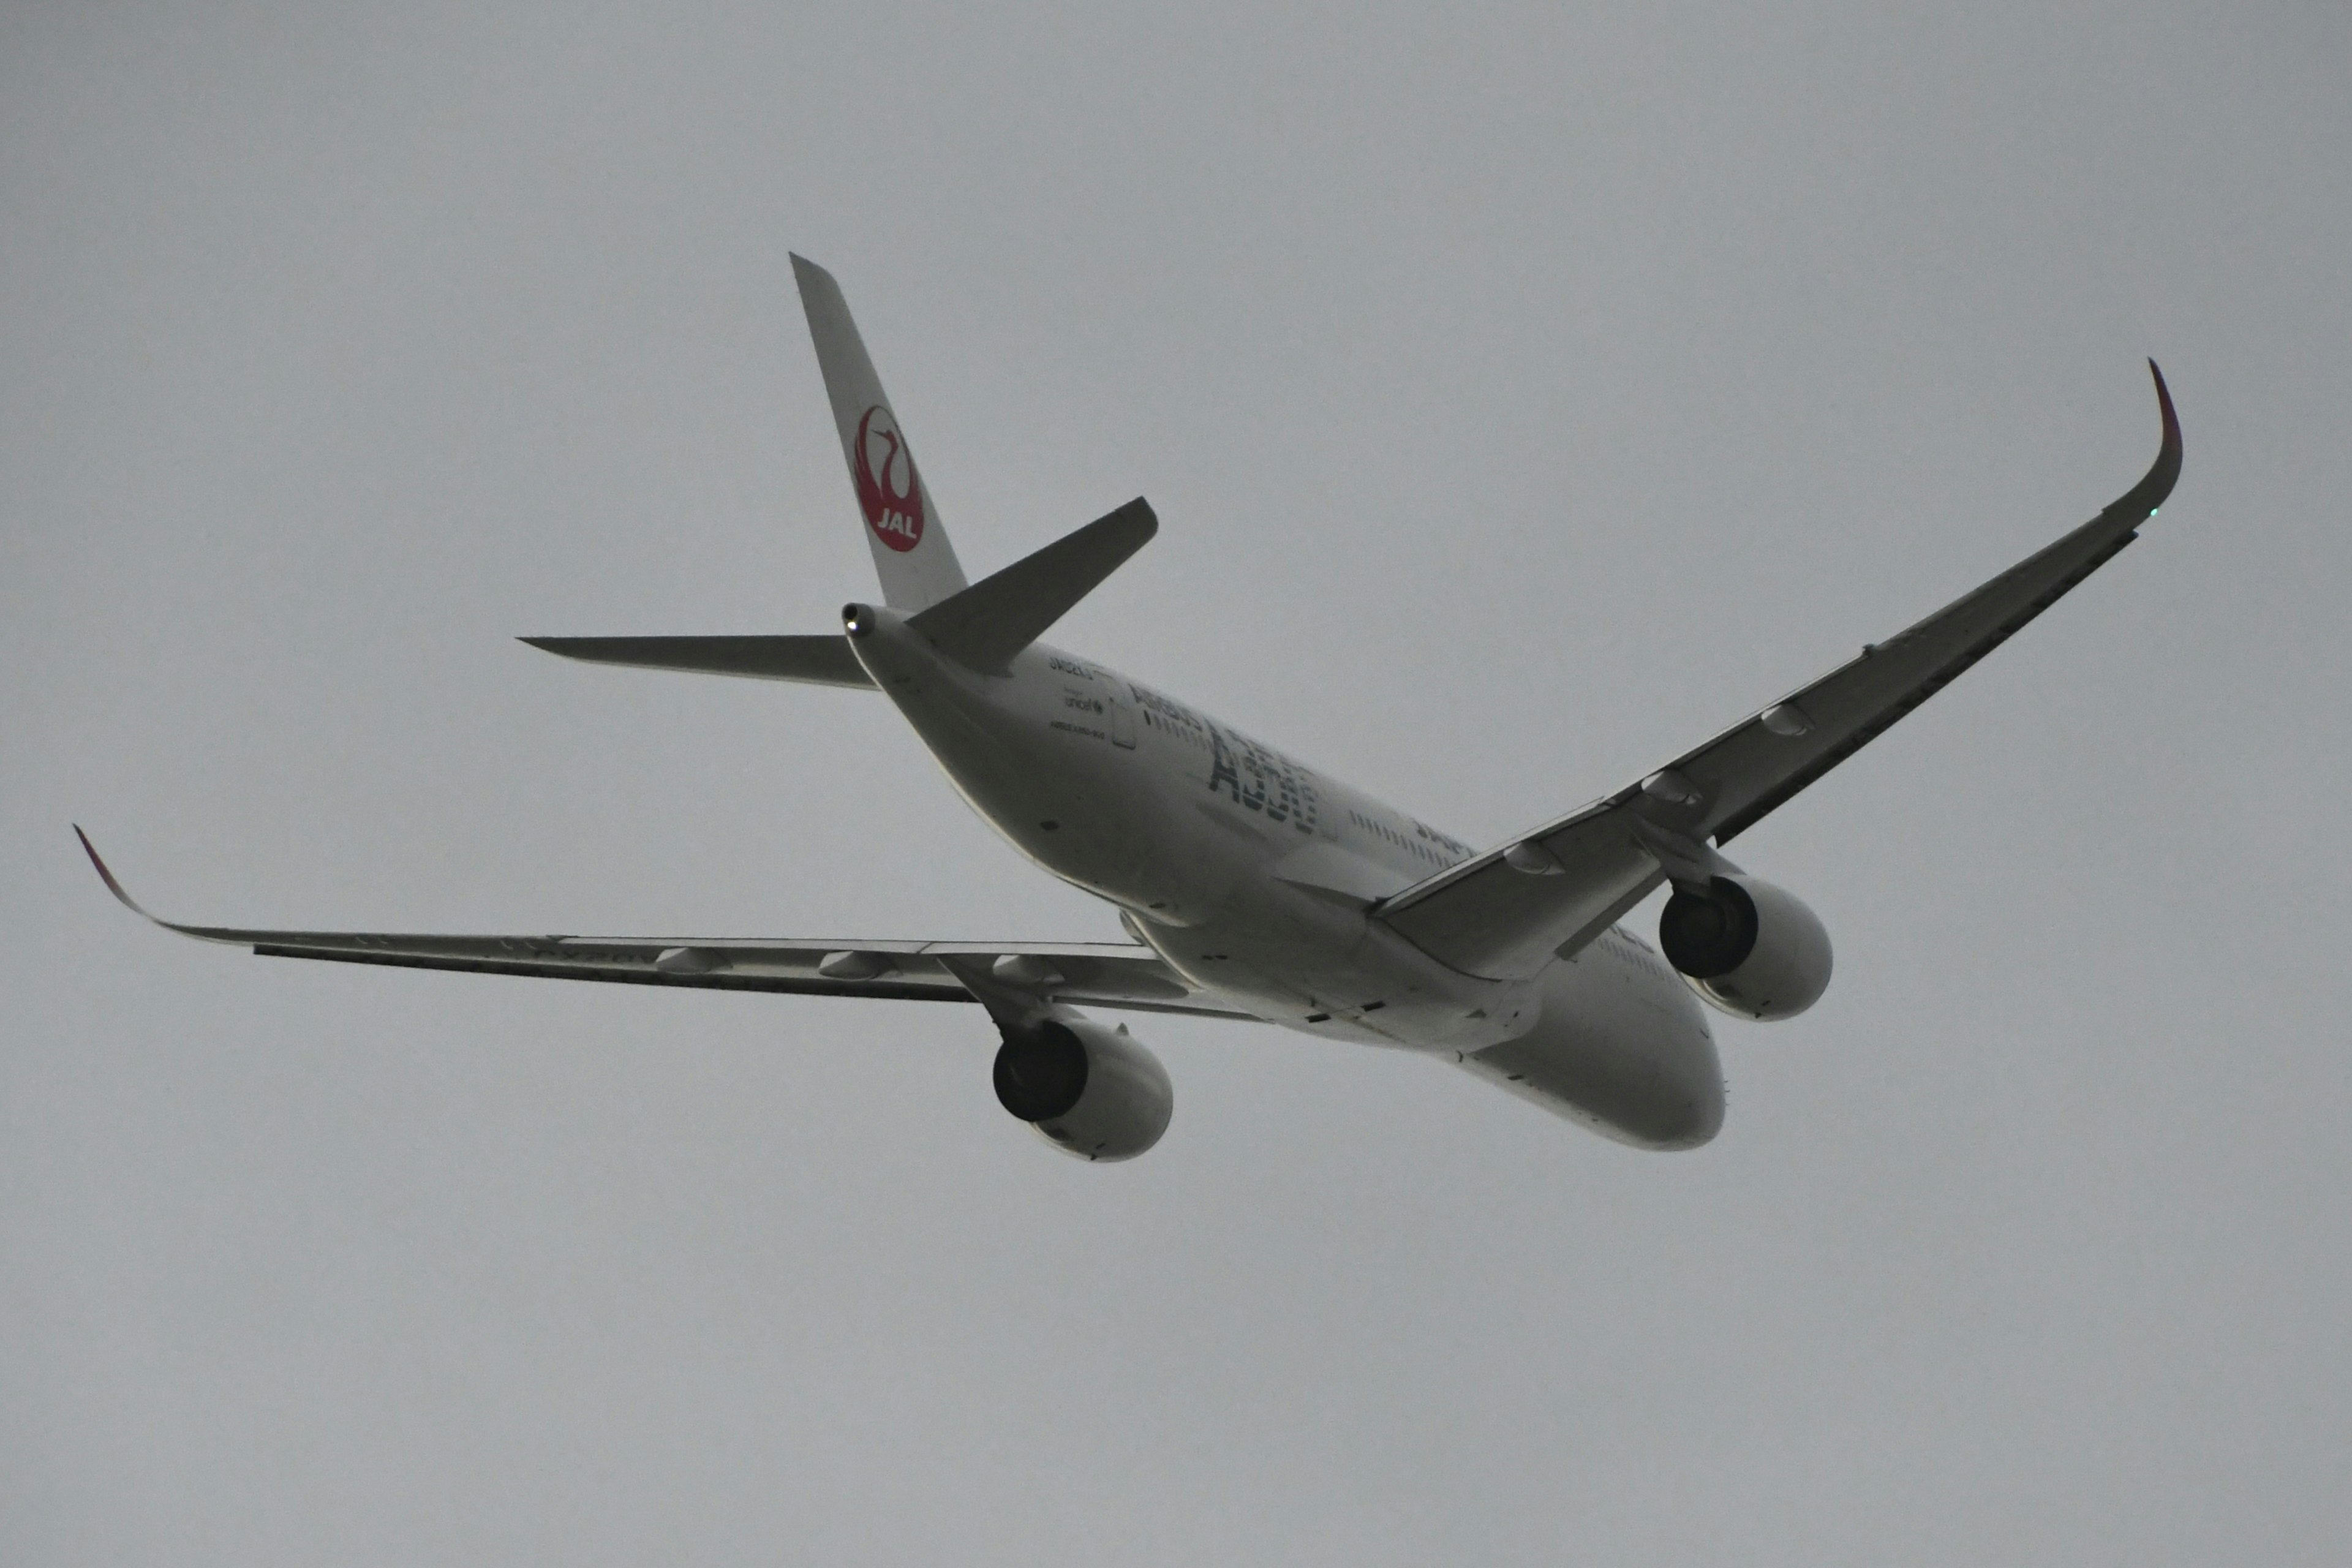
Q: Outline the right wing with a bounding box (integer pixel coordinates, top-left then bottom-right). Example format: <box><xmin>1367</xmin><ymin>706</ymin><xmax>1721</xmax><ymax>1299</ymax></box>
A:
<box><xmin>75</xmin><ymin>831</ymin><xmax>1251</xmax><ymax>1020</ymax></box>
<box><xmin>1376</xmin><ymin>364</ymin><xmax>2182</xmax><ymax>980</ymax></box>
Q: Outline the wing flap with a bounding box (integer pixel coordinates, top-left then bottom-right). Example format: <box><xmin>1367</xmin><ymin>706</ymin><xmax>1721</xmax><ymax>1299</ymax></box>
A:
<box><xmin>1376</xmin><ymin>804</ymin><xmax>1665</xmax><ymax>979</ymax></box>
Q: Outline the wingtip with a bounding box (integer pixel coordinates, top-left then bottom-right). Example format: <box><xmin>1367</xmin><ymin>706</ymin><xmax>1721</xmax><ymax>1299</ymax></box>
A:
<box><xmin>2109</xmin><ymin>358</ymin><xmax>2181</xmax><ymax>520</ymax></box>
<box><xmin>2147</xmin><ymin>358</ymin><xmax>2180</xmax><ymax>454</ymax></box>
<box><xmin>519</xmin><ymin>637</ymin><xmax>611</xmax><ymax>664</ymax></box>
<box><xmin>73</xmin><ymin>825</ymin><xmax>151</xmax><ymax>919</ymax></box>
<box><xmin>519</xmin><ymin>636</ymin><xmax>597</xmax><ymax>662</ymax></box>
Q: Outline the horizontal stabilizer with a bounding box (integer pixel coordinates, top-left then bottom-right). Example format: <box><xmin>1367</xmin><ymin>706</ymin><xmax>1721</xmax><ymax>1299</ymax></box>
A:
<box><xmin>521</xmin><ymin>635</ymin><xmax>874</xmax><ymax>688</ymax></box>
<box><xmin>911</xmin><ymin>497</ymin><xmax>1157</xmax><ymax>673</ymax></box>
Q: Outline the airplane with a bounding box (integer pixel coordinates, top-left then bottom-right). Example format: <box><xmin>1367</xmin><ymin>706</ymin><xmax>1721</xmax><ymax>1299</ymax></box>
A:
<box><xmin>78</xmin><ymin>255</ymin><xmax>2182</xmax><ymax>1161</ymax></box>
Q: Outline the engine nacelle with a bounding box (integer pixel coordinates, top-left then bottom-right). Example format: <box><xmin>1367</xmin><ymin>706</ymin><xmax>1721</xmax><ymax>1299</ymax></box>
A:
<box><xmin>1658</xmin><ymin>873</ymin><xmax>1833</xmax><ymax>1022</ymax></box>
<box><xmin>992</xmin><ymin>1016</ymin><xmax>1173</xmax><ymax>1161</ymax></box>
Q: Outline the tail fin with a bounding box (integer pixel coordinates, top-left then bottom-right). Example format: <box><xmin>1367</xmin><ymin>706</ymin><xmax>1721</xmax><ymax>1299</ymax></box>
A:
<box><xmin>791</xmin><ymin>255</ymin><xmax>970</xmax><ymax>611</ymax></box>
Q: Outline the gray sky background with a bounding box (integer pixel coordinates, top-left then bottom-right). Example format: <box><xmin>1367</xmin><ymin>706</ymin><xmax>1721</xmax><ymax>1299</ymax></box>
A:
<box><xmin>7</xmin><ymin>3</ymin><xmax>2350</xmax><ymax>1562</ymax></box>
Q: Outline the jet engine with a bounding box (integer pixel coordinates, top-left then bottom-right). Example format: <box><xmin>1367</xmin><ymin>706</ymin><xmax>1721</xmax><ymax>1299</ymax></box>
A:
<box><xmin>992</xmin><ymin>1016</ymin><xmax>1173</xmax><ymax>1161</ymax></box>
<box><xmin>1658</xmin><ymin>873</ymin><xmax>1833</xmax><ymax>1022</ymax></box>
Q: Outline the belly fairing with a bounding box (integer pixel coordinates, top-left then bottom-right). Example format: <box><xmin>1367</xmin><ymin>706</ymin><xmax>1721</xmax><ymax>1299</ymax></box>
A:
<box><xmin>1457</xmin><ymin>937</ymin><xmax>1724</xmax><ymax>1148</ymax></box>
<box><xmin>1125</xmin><ymin>884</ymin><xmax>1538</xmax><ymax>1049</ymax></box>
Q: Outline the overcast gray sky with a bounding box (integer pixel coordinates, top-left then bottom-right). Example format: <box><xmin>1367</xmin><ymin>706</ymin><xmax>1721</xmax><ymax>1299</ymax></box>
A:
<box><xmin>7</xmin><ymin>3</ymin><xmax>2350</xmax><ymax>1562</ymax></box>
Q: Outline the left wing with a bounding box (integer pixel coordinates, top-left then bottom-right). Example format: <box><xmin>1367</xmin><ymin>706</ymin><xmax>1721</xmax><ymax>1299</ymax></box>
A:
<box><xmin>1376</xmin><ymin>363</ymin><xmax>2181</xmax><ymax>980</ymax></box>
<box><xmin>75</xmin><ymin>830</ymin><xmax>1250</xmax><ymax>1019</ymax></box>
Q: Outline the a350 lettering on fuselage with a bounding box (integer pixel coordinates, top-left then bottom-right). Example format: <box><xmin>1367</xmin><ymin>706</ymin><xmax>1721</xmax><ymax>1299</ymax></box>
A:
<box><xmin>851</xmin><ymin>609</ymin><xmax>1724</xmax><ymax>1148</ymax></box>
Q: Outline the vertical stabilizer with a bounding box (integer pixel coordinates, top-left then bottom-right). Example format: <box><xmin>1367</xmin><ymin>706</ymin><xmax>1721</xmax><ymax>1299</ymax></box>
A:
<box><xmin>791</xmin><ymin>255</ymin><xmax>970</xmax><ymax>611</ymax></box>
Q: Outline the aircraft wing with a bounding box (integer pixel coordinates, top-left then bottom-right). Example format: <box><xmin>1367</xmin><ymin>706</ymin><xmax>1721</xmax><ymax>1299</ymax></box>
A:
<box><xmin>1376</xmin><ymin>363</ymin><xmax>2182</xmax><ymax>980</ymax></box>
<box><xmin>75</xmin><ymin>831</ymin><xmax>1250</xmax><ymax>1020</ymax></box>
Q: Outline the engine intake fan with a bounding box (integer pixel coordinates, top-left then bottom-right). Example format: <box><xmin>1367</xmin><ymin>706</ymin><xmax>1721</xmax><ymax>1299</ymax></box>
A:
<box><xmin>992</xmin><ymin>1017</ymin><xmax>1173</xmax><ymax>1161</ymax></box>
<box><xmin>1659</xmin><ymin>873</ymin><xmax>1833</xmax><ymax>1022</ymax></box>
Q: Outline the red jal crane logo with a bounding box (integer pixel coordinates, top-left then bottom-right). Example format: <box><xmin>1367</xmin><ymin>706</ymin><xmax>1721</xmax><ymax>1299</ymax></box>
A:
<box><xmin>852</xmin><ymin>405</ymin><xmax>925</xmax><ymax>552</ymax></box>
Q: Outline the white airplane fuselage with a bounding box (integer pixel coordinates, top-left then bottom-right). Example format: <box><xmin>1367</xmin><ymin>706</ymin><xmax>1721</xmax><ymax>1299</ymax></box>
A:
<box><xmin>848</xmin><ymin>606</ymin><xmax>1726</xmax><ymax>1148</ymax></box>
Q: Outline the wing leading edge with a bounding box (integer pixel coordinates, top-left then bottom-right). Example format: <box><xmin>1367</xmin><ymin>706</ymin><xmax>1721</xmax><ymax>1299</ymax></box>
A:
<box><xmin>1376</xmin><ymin>363</ymin><xmax>2182</xmax><ymax>981</ymax></box>
<box><xmin>74</xmin><ymin>830</ymin><xmax>1251</xmax><ymax>1020</ymax></box>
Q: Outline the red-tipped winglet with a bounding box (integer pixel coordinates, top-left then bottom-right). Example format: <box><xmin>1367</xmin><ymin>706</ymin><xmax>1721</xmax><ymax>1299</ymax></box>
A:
<box><xmin>74</xmin><ymin>827</ymin><xmax>250</xmax><ymax>944</ymax></box>
<box><xmin>74</xmin><ymin>826</ymin><xmax>159</xmax><ymax>921</ymax></box>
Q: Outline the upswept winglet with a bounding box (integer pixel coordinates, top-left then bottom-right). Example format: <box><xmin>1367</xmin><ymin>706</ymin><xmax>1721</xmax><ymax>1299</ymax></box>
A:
<box><xmin>75</xmin><ymin>826</ymin><xmax>156</xmax><ymax>922</ymax></box>
<box><xmin>75</xmin><ymin>826</ymin><xmax>235</xmax><ymax>941</ymax></box>
<box><xmin>2122</xmin><ymin>360</ymin><xmax>2183</xmax><ymax>520</ymax></box>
